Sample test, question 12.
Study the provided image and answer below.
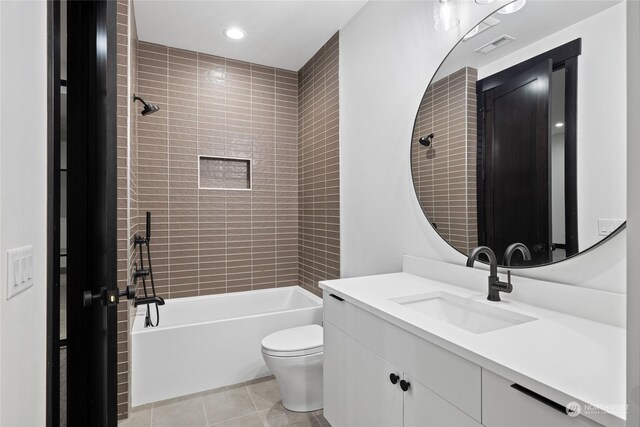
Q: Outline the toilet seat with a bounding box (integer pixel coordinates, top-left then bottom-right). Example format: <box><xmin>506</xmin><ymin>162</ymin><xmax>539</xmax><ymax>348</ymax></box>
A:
<box><xmin>261</xmin><ymin>324</ymin><xmax>323</xmax><ymax>357</ymax></box>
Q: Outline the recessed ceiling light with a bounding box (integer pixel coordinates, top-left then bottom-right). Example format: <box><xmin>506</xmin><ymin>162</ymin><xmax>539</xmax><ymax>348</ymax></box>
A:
<box><xmin>498</xmin><ymin>0</ymin><xmax>526</xmax><ymax>14</ymax></box>
<box><xmin>463</xmin><ymin>16</ymin><xmax>500</xmax><ymax>42</ymax></box>
<box><xmin>555</xmin><ymin>122</ymin><xmax>564</xmax><ymax>128</ymax></box>
<box><xmin>223</xmin><ymin>27</ymin><xmax>246</xmax><ymax>40</ymax></box>
<box><xmin>463</xmin><ymin>26</ymin><xmax>480</xmax><ymax>41</ymax></box>
<box><xmin>475</xmin><ymin>0</ymin><xmax>497</xmax><ymax>4</ymax></box>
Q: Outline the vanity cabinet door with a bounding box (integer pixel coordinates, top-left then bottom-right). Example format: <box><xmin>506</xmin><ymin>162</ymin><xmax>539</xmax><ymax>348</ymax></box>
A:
<box><xmin>324</xmin><ymin>321</ymin><xmax>356</xmax><ymax>427</ymax></box>
<box><xmin>404</xmin><ymin>376</ymin><xmax>482</xmax><ymax>427</ymax></box>
<box><xmin>324</xmin><ymin>320</ymin><xmax>404</xmax><ymax>427</ymax></box>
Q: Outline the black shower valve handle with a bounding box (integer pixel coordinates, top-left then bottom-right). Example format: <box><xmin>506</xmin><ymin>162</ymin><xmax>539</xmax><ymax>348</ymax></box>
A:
<box><xmin>120</xmin><ymin>285</ymin><xmax>135</xmax><ymax>301</ymax></box>
<box><xmin>134</xmin><ymin>233</ymin><xmax>148</xmax><ymax>245</ymax></box>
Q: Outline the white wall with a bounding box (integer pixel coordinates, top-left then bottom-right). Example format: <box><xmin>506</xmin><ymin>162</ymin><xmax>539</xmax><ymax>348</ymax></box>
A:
<box><xmin>340</xmin><ymin>0</ymin><xmax>626</xmax><ymax>294</ymax></box>
<box><xmin>626</xmin><ymin>0</ymin><xmax>640</xmax><ymax>424</ymax></box>
<box><xmin>0</xmin><ymin>1</ymin><xmax>48</xmax><ymax>426</ymax></box>
<box><xmin>477</xmin><ymin>3</ymin><xmax>627</xmax><ymax>251</ymax></box>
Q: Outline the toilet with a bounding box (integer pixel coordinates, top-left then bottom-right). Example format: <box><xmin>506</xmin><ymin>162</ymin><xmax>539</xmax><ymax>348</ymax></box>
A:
<box><xmin>261</xmin><ymin>324</ymin><xmax>323</xmax><ymax>412</ymax></box>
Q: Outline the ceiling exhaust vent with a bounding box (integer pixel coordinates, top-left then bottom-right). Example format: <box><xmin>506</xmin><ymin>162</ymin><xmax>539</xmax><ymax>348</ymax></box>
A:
<box><xmin>475</xmin><ymin>35</ymin><xmax>515</xmax><ymax>55</ymax></box>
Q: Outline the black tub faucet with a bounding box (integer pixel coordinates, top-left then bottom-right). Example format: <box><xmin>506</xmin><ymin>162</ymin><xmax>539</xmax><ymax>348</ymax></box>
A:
<box><xmin>504</xmin><ymin>243</ymin><xmax>532</xmax><ymax>267</ymax></box>
<box><xmin>466</xmin><ymin>246</ymin><xmax>512</xmax><ymax>302</ymax></box>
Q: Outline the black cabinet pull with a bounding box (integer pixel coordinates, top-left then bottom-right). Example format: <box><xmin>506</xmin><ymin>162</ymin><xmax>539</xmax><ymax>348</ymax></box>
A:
<box><xmin>389</xmin><ymin>373</ymin><xmax>399</xmax><ymax>385</ymax></box>
<box><xmin>400</xmin><ymin>379</ymin><xmax>411</xmax><ymax>392</ymax></box>
<box><xmin>510</xmin><ymin>384</ymin><xmax>571</xmax><ymax>416</ymax></box>
<box><xmin>329</xmin><ymin>293</ymin><xmax>344</xmax><ymax>301</ymax></box>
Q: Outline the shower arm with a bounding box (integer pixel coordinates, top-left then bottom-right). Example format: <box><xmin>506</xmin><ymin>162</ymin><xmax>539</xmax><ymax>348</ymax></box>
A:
<box><xmin>133</xmin><ymin>95</ymin><xmax>148</xmax><ymax>106</ymax></box>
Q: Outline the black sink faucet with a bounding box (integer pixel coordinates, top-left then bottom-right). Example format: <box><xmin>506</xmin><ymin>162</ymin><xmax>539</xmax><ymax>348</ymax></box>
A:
<box><xmin>503</xmin><ymin>243</ymin><xmax>532</xmax><ymax>267</ymax></box>
<box><xmin>466</xmin><ymin>246</ymin><xmax>512</xmax><ymax>302</ymax></box>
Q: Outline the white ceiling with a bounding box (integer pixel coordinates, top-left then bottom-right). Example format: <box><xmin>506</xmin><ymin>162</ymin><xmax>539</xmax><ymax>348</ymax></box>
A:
<box><xmin>434</xmin><ymin>0</ymin><xmax>622</xmax><ymax>80</ymax></box>
<box><xmin>133</xmin><ymin>0</ymin><xmax>368</xmax><ymax>71</ymax></box>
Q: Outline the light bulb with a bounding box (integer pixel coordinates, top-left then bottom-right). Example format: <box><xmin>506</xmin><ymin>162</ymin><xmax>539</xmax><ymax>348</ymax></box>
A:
<box><xmin>498</xmin><ymin>0</ymin><xmax>526</xmax><ymax>14</ymax></box>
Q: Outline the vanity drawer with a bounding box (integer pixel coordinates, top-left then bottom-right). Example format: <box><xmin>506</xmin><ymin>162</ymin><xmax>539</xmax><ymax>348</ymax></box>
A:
<box><xmin>322</xmin><ymin>291</ymin><xmax>481</xmax><ymax>422</ymax></box>
<box><xmin>323</xmin><ymin>291</ymin><xmax>357</xmax><ymax>333</ymax></box>
<box><xmin>482</xmin><ymin>369</ymin><xmax>601</xmax><ymax>427</ymax></box>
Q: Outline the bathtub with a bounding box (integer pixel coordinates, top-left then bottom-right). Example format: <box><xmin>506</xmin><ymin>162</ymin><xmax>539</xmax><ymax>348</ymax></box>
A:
<box><xmin>131</xmin><ymin>286</ymin><xmax>322</xmax><ymax>407</ymax></box>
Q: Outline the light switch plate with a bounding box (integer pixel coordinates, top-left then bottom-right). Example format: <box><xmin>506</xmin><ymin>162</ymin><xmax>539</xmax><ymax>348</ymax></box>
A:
<box><xmin>6</xmin><ymin>245</ymin><xmax>34</xmax><ymax>299</ymax></box>
<box><xmin>597</xmin><ymin>219</ymin><xmax>625</xmax><ymax>236</ymax></box>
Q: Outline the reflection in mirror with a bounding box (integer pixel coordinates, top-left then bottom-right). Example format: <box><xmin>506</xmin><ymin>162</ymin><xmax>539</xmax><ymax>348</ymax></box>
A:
<box><xmin>412</xmin><ymin>0</ymin><xmax>626</xmax><ymax>267</ymax></box>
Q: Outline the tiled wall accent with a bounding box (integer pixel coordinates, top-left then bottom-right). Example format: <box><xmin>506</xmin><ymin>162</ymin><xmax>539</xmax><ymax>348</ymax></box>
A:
<box><xmin>298</xmin><ymin>33</ymin><xmax>340</xmax><ymax>296</ymax></box>
<box><xmin>412</xmin><ymin>67</ymin><xmax>478</xmax><ymax>255</ymax></box>
<box><xmin>135</xmin><ymin>41</ymin><xmax>299</xmax><ymax>299</ymax></box>
<box><xmin>117</xmin><ymin>0</ymin><xmax>132</xmax><ymax>419</ymax></box>
<box><xmin>115</xmin><ymin>0</ymin><xmax>138</xmax><ymax>419</ymax></box>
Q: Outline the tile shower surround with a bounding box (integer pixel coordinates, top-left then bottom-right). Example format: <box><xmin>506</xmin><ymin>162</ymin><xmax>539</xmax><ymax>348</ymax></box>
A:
<box><xmin>298</xmin><ymin>33</ymin><xmax>340</xmax><ymax>294</ymax></box>
<box><xmin>116</xmin><ymin>0</ymin><xmax>136</xmax><ymax>418</ymax></box>
<box><xmin>116</xmin><ymin>22</ymin><xmax>340</xmax><ymax>418</ymax></box>
<box><xmin>412</xmin><ymin>67</ymin><xmax>478</xmax><ymax>255</ymax></box>
<box><xmin>134</xmin><ymin>41</ymin><xmax>300</xmax><ymax>300</ymax></box>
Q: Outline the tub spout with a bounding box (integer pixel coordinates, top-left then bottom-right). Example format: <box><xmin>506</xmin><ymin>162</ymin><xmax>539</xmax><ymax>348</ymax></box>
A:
<box><xmin>134</xmin><ymin>296</ymin><xmax>165</xmax><ymax>307</ymax></box>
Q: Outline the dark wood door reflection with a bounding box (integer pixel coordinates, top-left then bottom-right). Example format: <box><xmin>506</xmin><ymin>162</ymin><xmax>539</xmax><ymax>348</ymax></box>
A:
<box><xmin>481</xmin><ymin>59</ymin><xmax>553</xmax><ymax>265</ymax></box>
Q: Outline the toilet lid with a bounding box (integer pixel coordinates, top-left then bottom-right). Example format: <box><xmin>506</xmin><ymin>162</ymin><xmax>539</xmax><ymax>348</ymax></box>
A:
<box><xmin>261</xmin><ymin>324</ymin><xmax>323</xmax><ymax>357</ymax></box>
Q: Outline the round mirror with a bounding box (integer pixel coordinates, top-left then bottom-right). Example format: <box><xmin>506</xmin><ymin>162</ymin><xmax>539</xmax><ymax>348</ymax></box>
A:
<box><xmin>411</xmin><ymin>0</ymin><xmax>626</xmax><ymax>267</ymax></box>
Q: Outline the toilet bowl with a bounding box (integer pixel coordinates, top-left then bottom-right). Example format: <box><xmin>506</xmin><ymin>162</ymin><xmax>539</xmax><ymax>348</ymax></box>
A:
<box><xmin>261</xmin><ymin>324</ymin><xmax>323</xmax><ymax>412</ymax></box>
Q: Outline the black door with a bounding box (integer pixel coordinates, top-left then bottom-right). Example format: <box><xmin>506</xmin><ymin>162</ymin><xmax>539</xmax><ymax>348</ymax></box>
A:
<box><xmin>66</xmin><ymin>1</ymin><xmax>119</xmax><ymax>426</ymax></box>
<box><xmin>482</xmin><ymin>59</ymin><xmax>553</xmax><ymax>265</ymax></box>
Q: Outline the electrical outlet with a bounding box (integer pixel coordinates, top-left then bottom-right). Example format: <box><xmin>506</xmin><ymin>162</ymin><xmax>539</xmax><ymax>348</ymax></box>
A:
<box><xmin>597</xmin><ymin>219</ymin><xmax>625</xmax><ymax>237</ymax></box>
<box><xmin>6</xmin><ymin>245</ymin><xmax>34</xmax><ymax>299</ymax></box>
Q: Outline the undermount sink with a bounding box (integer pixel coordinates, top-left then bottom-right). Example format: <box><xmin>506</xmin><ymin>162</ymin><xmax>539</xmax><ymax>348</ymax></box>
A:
<box><xmin>391</xmin><ymin>292</ymin><xmax>536</xmax><ymax>334</ymax></box>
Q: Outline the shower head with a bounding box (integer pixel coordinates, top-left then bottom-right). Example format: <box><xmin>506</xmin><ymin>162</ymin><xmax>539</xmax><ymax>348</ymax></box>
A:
<box><xmin>419</xmin><ymin>133</ymin><xmax>435</xmax><ymax>147</ymax></box>
<box><xmin>133</xmin><ymin>95</ymin><xmax>160</xmax><ymax>116</ymax></box>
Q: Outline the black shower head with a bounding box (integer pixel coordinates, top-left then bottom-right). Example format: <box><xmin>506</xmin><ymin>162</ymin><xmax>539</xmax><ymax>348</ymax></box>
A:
<box><xmin>419</xmin><ymin>133</ymin><xmax>435</xmax><ymax>147</ymax></box>
<box><xmin>133</xmin><ymin>95</ymin><xmax>160</xmax><ymax>116</ymax></box>
<box><xmin>141</xmin><ymin>103</ymin><xmax>160</xmax><ymax>116</ymax></box>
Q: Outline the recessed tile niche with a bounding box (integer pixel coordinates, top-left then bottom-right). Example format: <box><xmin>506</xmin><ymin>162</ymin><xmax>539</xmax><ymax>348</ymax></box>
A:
<box><xmin>199</xmin><ymin>156</ymin><xmax>251</xmax><ymax>190</ymax></box>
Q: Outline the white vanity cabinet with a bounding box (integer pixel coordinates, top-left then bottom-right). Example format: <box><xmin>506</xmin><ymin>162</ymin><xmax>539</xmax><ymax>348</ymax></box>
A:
<box><xmin>323</xmin><ymin>292</ymin><xmax>607</xmax><ymax>427</ymax></box>
<box><xmin>323</xmin><ymin>292</ymin><xmax>482</xmax><ymax>427</ymax></box>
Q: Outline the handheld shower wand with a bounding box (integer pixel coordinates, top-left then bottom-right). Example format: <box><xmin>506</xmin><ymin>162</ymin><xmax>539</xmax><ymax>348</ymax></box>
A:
<box><xmin>133</xmin><ymin>212</ymin><xmax>164</xmax><ymax>327</ymax></box>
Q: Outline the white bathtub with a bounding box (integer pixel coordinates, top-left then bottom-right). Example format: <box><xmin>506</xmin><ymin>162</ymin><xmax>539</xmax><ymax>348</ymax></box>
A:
<box><xmin>131</xmin><ymin>286</ymin><xmax>322</xmax><ymax>407</ymax></box>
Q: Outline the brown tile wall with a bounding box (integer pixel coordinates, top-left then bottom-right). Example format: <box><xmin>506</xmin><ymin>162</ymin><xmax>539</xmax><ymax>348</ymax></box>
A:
<box><xmin>116</xmin><ymin>0</ymin><xmax>131</xmax><ymax>419</ymax></box>
<box><xmin>135</xmin><ymin>41</ymin><xmax>299</xmax><ymax>299</ymax></box>
<box><xmin>298</xmin><ymin>33</ymin><xmax>340</xmax><ymax>296</ymax></box>
<box><xmin>412</xmin><ymin>67</ymin><xmax>477</xmax><ymax>255</ymax></box>
<box><xmin>118</xmin><ymin>31</ymin><xmax>340</xmax><ymax>419</ymax></box>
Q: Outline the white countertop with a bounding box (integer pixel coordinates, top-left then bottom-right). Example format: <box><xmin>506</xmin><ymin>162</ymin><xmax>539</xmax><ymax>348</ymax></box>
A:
<box><xmin>320</xmin><ymin>272</ymin><xmax>626</xmax><ymax>426</ymax></box>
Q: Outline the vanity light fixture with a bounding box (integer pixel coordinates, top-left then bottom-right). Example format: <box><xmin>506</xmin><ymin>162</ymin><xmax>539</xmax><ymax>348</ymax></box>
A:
<box><xmin>555</xmin><ymin>122</ymin><xmax>564</xmax><ymax>128</ymax></box>
<box><xmin>498</xmin><ymin>0</ymin><xmax>526</xmax><ymax>14</ymax></box>
<box><xmin>434</xmin><ymin>0</ymin><xmax>460</xmax><ymax>32</ymax></box>
<box><xmin>223</xmin><ymin>27</ymin><xmax>246</xmax><ymax>40</ymax></box>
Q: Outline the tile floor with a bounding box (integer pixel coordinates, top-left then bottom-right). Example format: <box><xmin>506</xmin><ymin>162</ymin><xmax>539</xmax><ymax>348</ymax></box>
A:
<box><xmin>119</xmin><ymin>376</ymin><xmax>330</xmax><ymax>427</ymax></box>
